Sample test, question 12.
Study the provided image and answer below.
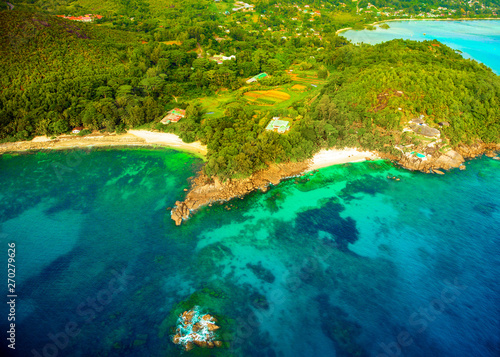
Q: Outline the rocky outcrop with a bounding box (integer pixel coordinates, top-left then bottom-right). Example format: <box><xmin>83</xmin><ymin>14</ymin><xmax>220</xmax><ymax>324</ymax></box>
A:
<box><xmin>397</xmin><ymin>149</ymin><xmax>463</xmax><ymax>173</ymax></box>
<box><xmin>433</xmin><ymin>149</ymin><xmax>464</xmax><ymax>170</ymax></box>
<box><xmin>397</xmin><ymin>140</ymin><xmax>500</xmax><ymax>174</ymax></box>
<box><xmin>172</xmin><ymin>308</ymin><xmax>222</xmax><ymax>351</ymax></box>
<box><xmin>455</xmin><ymin>141</ymin><xmax>500</xmax><ymax>159</ymax></box>
<box><xmin>171</xmin><ymin>201</ymin><xmax>191</xmax><ymax>226</ymax></box>
<box><xmin>409</xmin><ymin>123</ymin><xmax>440</xmax><ymax>138</ymax></box>
<box><xmin>171</xmin><ymin>161</ymin><xmax>310</xmax><ymax>225</ymax></box>
<box><xmin>171</xmin><ymin>140</ymin><xmax>499</xmax><ymax>225</ymax></box>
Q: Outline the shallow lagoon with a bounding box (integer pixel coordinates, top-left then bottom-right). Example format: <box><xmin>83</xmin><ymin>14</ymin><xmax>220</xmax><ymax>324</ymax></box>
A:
<box><xmin>342</xmin><ymin>20</ymin><xmax>500</xmax><ymax>73</ymax></box>
<box><xmin>0</xmin><ymin>149</ymin><xmax>499</xmax><ymax>356</ymax></box>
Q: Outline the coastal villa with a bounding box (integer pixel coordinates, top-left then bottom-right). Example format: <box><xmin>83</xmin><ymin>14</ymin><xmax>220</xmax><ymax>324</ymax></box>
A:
<box><xmin>56</xmin><ymin>14</ymin><xmax>103</xmax><ymax>22</ymax></box>
<box><xmin>266</xmin><ymin>117</ymin><xmax>290</xmax><ymax>134</ymax></box>
<box><xmin>246</xmin><ymin>72</ymin><xmax>268</xmax><ymax>84</ymax></box>
<box><xmin>232</xmin><ymin>2</ymin><xmax>255</xmax><ymax>12</ymax></box>
<box><xmin>72</xmin><ymin>127</ymin><xmax>84</xmax><ymax>134</ymax></box>
<box><xmin>209</xmin><ymin>54</ymin><xmax>236</xmax><ymax>64</ymax></box>
<box><xmin>161</xmin><ymin>108</ymin><xmax>186</xmax><ymax>124</ymax></box>
<box><xmin>408</xmin><ymin>116</ymin><xmax>440</xmax><ymax>138</ymax></box>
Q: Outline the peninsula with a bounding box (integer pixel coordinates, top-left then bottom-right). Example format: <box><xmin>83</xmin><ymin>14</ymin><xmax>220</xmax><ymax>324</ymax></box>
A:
<box><xmin>1</xmin><ymin>5</ymin><xmax>499</xmax><ymax>226</ymax></box>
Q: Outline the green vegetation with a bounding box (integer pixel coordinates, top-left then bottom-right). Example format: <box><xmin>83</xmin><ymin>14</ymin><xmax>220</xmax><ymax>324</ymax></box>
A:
<box><xmin>1</xmin><ymin>1</ymin><xmax>499</xmax><ymax>180</ymax></box>
<box><xmin>315</xmin><ymin>40</ymin><xmax>500</xmax><ymax>149</ymax></box>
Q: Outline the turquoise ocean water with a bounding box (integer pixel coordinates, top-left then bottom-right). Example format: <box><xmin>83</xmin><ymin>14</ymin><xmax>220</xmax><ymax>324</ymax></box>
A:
<box><xmin>342</xmin><ymin>20</ymin><xmax>500</xmax><ymax>73</ymax></box>
<box><xmin>0</xmin><ymin>149</ymin><xmax>499</xmax><ymax>356</ymax></box>
<box><xmin>1</xmin><ymin>20</ymin><xmax>499</xmax><ymax>357</ymax></box>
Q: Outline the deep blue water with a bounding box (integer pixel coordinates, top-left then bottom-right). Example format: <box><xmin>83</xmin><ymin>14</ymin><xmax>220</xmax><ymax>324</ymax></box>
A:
<box><xmin>343</xmin><ymin>20</ymin><xmax>500</xmax><ymax>74</ymax></box>
<box><xmin>0</xmin><ymin>148</ymin><xmax>499</xmax><ymax>356</ymax></box>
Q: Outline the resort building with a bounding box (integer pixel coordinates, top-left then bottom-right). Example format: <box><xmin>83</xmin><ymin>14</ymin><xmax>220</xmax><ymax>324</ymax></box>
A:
<box><xmin>232</xmin><ymin>2</ymin><xmax>255</xmax><ymax>12</ymax></box>
<box><xmin>266</xmin><ymin>118</ymin><xmax>290</xmax><ymax>134</ymax></box>
<box><xmin>56</xmin><ymin>14</ymin><xmax>103</xmax><ymax>22</ymax></box>
<box><xmin>409</xmin><ymin>115</ymin><xmax>440</xmax><ymax>137</ymax></box>
<box><xmin>209</xmin><ymin>54</ymin><xmax>236</xmax><ymax>64</ymax></box>
<box><xmin>161</xmin><ymin>108</ymin><xmax>186</xmax><ymax>124</ymax></box>
<box><xmin>246</xmin><ymin>72</ymin><xmax>268</xmax><ymax>84</ymax></box>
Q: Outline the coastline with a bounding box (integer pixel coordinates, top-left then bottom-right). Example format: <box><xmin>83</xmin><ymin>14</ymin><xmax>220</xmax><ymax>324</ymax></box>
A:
<box><xmin>170</xmin><ymin>148</ymin><xmax>381</xmax><ymax>225</ymax></box>
<box><xmin>2</xmin><ymin>132</ymin><xmax>497</xmax><ymax>227</ymax></box>
<box><xmin>335</xmin><ymin>17</ymin><xmax>500</xmax><ymax>35</ymax></box>
<box><xmin>170</xmin><ymin>142</ymin><xmax>499</xmax><ymax>225</ymax></box>
<box><xmin>0</xmin><ymin>130</ymin><xmax>207</xmax><ymax>158</ymax></box>
<box><xmin>308</xmin><ymin>148</ymin><xmax>380</xmax><ymax>171</ymax></box>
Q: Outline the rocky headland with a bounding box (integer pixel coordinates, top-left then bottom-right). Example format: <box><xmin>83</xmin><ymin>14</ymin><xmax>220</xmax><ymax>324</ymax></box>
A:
<box><xmin>171</xmin><ymin>141</ymin><xmax>499</xmax><ymax>226</ymax></box>
<box><xmin>171</xmin><ymin>161</ymin><xmax>310</xmax><ymax>225</ymax></box>
<box><xmin>395</xmin><ymin>141</ymin><xmax>500</xmax><ymax>173</ymax></box>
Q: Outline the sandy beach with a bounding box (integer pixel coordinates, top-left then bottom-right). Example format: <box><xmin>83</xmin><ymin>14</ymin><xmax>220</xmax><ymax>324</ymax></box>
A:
<box><xmin>1</xmin><ymin>131</ymin><xmax>380</xmax><ymax>170</ymax></box>
<box><xmin>0</xmin><ymin>130</ymin><xmax>207</xmax><ymax>157</ymax></box>
<box><xmin>127</xmin><ymin>130</ymin><xmax>207</xmax><ymax>155</ymax></box>
<box><xmin>308</xmin><ymin>148</ymin><xmax>380</xmax><ymax>171</ymax></box>
<box><xmin>336</xmin><ymin>17</ymin><xmax>499</xmax><ymax>35</ymax></box>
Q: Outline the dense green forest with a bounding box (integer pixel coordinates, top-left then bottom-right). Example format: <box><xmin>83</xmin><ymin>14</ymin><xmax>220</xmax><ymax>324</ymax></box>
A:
<box><xmin>0</xmin><ymin>9</ymin><xmax>339</xmax><ymax>142</ymax></box>
<box><xmin>179</xmin><ymin>40</ymin><xmax>500</xmax><ymax>179</ymax></box>
<box><xmin>1</xmin><ymin>2</ymin><xmax>499</xmax><ymax>179</ymax></box>
<box><xmin>314</xmin><ymin>40</ymin><xmax>500</xmax><ymax>147</ymax></box>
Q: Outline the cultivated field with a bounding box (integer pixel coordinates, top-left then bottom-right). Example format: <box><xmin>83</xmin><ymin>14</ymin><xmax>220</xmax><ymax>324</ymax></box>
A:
<box><xmin>291</xmin><ymin>84</ymin><xmax>308</xmax><ymax>91</ymax></box>
<box><xmin>191</xmin><ymin>66</ymin><xmax>329</xmax><ymax>117</ymax></box>
<box><xmin>244</xmin><ymin>90</ymin><xmax>291</xmax><ymax>104</ymax></box>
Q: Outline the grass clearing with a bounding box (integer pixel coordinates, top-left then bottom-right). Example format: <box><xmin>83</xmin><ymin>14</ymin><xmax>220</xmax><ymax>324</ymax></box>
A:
<box><xmin>244</xmin><ymin>90</ymin><xmax>291</xmax><ymax>102</ymax></box>
<box><xmin>162</xmin><ymin>40</ymin><xmax>182</xmax><ymax>46</ymax></box>
<box><xmin>193</xmin><ymin>67</ymin><xmax>328</xmax><ymax>116</ymax></box>
<box><xmin>291</xmin><ymin>84</ymin><xmax>308</xmax><ymax>91</ymax></box>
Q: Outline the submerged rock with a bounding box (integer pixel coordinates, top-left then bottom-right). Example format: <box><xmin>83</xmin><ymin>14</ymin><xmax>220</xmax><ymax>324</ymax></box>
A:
<box><xmin>246</xmin><ymin>262</ymin><xmax>275</xmax><ymax>283</ymax></box>
<box><xmin>474</xmin><ymin>202</ymin><xmax>498</xmax><ymax>217</ymax></box>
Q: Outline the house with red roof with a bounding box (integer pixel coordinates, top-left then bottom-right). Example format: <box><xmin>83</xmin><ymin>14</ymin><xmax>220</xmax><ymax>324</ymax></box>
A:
<box><xmin>56</xmin><ymin>14</ymin><xmax>102</xmax><ymax>22</ymax></box>
<box><xmin>161</xmin><ymin>108</ymin><xmax>186</xmax><ymax>124</ymax></box>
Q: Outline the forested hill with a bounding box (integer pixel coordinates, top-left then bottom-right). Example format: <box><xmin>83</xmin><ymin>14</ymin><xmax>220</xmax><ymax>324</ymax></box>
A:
<box><xmin>0</xmin><ymin>11</ymin><xmax>145</xmax><ymax>140</ymax></box>
<box><xmin>310</xmin><ymin>39</ymin><xmax>500</xmax><ymax>151</ymax></box>
<box><xmin>1</xmin><ymin>7</ymin><xmax>499</xmax><ymax>179</ymax></box>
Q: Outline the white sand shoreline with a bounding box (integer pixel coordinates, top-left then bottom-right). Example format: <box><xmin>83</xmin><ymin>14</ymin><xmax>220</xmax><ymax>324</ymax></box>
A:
<box><xmin>127</xmin><ymin>130</ymin><xmax>207</xmax><ymax>155</ymax></box>
<box><xmin>308</xmin><ymin>148</ymin><xmax>381</xmax><ymax>171</ymax></box>
<box><xmin>0</xmin><ymin>130</ymin><xmax>207</xmax><ymax>157</ymax></box>
<box><xmin>336</xmin><ymin>17</ymin><xmax>500</xmax><ymax>35</ymax></box>
<box><xmin>1</xmin><ymin>132</ymin><xmax>381</xmax><ymax>171</ymax></box>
